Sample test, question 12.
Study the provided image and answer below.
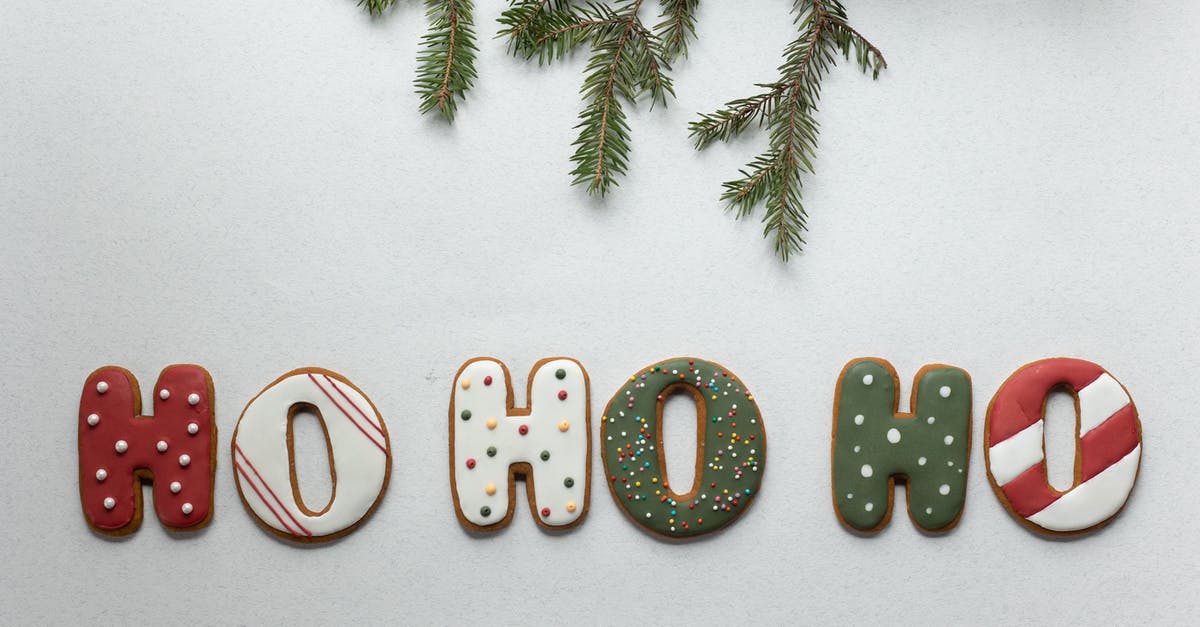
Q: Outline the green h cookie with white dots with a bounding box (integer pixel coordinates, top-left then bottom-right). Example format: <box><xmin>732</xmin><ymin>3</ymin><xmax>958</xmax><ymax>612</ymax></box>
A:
<box><xmin>831</xmin><ymin>358</ymin><xmax>971</xmax><ymax>533</ymax></box>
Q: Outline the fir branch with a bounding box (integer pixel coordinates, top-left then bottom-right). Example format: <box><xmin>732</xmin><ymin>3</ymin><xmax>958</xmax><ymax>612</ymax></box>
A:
<box><xmin>691</xmin><ymin>0</ymin><xmax>885</xmax><ymax>261</ymax></box>
<box><xmin>358</xmin><ymin>0</ymin><xmax>398</xmax><ymax>16</ymax></box>
<box><xmin>655</xmin><ymin>0</ymin><xmax>699</xmax><ymax>61</ymax></box>
<box><xmin>415</xmin><ymin>0</ymin><xmax>479</xmax><ymax>122</ymax></box>
<box><xmin>505</xmin><ymin>0</ymin><xmax>676</xmax><ymax>195</ymax></box>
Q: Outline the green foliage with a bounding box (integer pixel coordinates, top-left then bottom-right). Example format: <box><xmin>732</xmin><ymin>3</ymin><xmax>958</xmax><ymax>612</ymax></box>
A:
<box><xmin>500</xmin><ymin>0</ymin><xmax>688</xmax><ymax>196</ymax></box>
<box><xmin>352</xmin><ymin>0</ymin><xmax>882</xmax><ymax>261</ymax></box>
<box><xmin>415</xmin><ymin>0</ymin><xmax>479</xmax><ymax>122</ymax></box>
<box><xmin>358</xmin><ymin>0</ymin><xmax>398</xmax><ymax>16</ymax></box>
<box><xmin>655</xmin><ymin>0</ymin><xmax>699</xmax><ymax>62</ymax></box>
<box><xmin>690</xmin><ymin>0</ymin><xmax>885</xmax><ymax>260</ymax></box>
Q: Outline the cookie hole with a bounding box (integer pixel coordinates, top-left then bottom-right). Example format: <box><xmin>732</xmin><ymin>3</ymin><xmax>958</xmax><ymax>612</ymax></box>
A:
<box><xmin>1043</xmin><ymin>388</ymin><xmax>1079</xmax><ymax>491</ymax></box>
<box><xmin>658</xmin><ymin>386</ymin><xmax>701</xmax><ymax>499</ymax></box>
<box><xmin>288</xmin><ymin>405</ymin><xmax>335</xmax><ymax>515</ymax></box>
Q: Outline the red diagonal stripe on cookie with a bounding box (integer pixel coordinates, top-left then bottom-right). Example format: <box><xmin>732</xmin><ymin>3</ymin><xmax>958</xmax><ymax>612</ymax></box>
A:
<box><xmin>1080</xmin><ymin>404</ymin><xmax>1140</xmax><ymax>482</ymax></box>
<box><xmin>235</xmin><ymin>460</ymin><xmax>305</xmax><ymax>537</ymax></box>
<box><xmin>307</xmin><ymin>373</ymin><xmax>387</xmax><ymax>454</ymax></box>
<box><xmin>1001</xmin><ymin>463</ymin><xmax>1061</xmax><ymax>518</ymax></box>
<box><xmin>323</xmin><ymin>374</ymin><xmax>384</xmax><ymax>437</ymax></box>
<box><xmin>235</xmin><ymin>444</ymin><xmax>311</xmax><ymax>536</ymax></box>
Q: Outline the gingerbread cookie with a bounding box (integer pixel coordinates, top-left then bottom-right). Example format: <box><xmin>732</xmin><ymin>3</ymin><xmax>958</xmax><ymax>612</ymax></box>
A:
<box><xmin>449</xmin><ymin>357</ymin><xmax>591</xmax><ymax>531</ymax></box>
<box><xmin>78</xmin><ymin>365</ymin><xmax>216</xmax><ymax>535</ymax></box>
<box><xmin>600</xmin><ymin>357</ymin><xmax>766</xmax><ymax>539</ymax></box>
<box><xmin>831</xmin><ymin>358</ymin><xmax>971</xmax><ymax>533</ymax></box>
<box><xmin>231</xmin><ymin>368</ymin><xmax>392</xmax><ymax>542</ymax></box>
<box><xmin>985</xmin><ymin>358</ymin><xmax>1142</xmax><ymax>535</ymax></box>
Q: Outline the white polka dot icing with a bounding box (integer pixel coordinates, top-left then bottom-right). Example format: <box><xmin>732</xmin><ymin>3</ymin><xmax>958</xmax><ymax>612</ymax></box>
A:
<box><xmin>78</xmin><ymin>365</ymin><xmax>216</xmax><ymax>534</ymax></box>
<box><xmin>450</xmin><ymin>357</ymin><xmax>589</xmax><ymax>530</ymax></box>
<box><xmin>834</xmin><ymin>358</ymin><xmax>971</xmax><ymax>532</ymax></box>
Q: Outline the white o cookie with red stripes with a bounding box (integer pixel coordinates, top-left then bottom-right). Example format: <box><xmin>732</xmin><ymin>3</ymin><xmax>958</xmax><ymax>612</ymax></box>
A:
<box><xmin>232</xmin><ymin>368</ymin><xmax>391</xmax><ymax>542</ymax></box>
<box><xmin>985</xmin><ymin>358</ymin><xmax>1142</xmax><ymax>535</ymax></box>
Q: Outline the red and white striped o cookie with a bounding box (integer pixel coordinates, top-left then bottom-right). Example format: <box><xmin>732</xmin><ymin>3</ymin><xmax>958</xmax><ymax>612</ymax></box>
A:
<box><xmin>985</xmin><ymin>358</ymin><xmax>1142</xmax><ymax>534</ymax></box>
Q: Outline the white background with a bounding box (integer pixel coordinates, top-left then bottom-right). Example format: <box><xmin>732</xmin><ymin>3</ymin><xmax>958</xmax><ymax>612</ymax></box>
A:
<box><xmin>2</xmin><ymin>1</ymin><xmax>1198</xmax><ymax>624</ymax></box>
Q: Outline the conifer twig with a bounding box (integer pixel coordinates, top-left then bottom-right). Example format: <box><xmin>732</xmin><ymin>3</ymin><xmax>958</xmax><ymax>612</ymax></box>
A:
<box><xmin>359</xmin><ymin>0</ymin><xmax>398</xmax><ymax>16</ymax></box>
<box><xmin>690</xmin><ymin>0</ymin><xmax>885</xmax><ymax>260</ymax></box>
<box><xmin>415</xmin><ymin>0</ymin><xmax>479</xmax><ymax>122</ymax></box>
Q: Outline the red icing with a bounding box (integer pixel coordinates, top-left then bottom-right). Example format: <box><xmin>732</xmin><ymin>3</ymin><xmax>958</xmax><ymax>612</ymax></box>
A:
<box><xmin>989</xmin><ymin>358</ymin><xmax>1105</xmax><ymax>445</ymax></box>
<box><xmin>78</xmin><ymin>365</ymin><xmax>214</xmax><ymax>532</ymax></box>
<box><xmin>989</xmin><ymin>358</ymin><xmax>1141</xmax><ymax>519</ymax></box>
<box><xmin>1001</xmin><ymin>463</ymin><xmax>1061</xmax><ymax>517</ymax></box>
<box><xmin>1080</xmin><ymin>405</ymin><xmax>1140</xmax><ymax>482</ymax></box>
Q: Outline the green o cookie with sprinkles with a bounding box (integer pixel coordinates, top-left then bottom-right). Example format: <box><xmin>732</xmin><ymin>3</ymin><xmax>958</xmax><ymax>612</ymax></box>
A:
<box><xmin>601</xmin><ymin>357</ymin><xmax>767</xmax><ymax>538</ymax></box>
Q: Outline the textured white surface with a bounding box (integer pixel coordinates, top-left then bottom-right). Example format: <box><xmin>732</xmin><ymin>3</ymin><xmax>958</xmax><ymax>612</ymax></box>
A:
<box><xmin>2</xmin><ymin>1</ymin><xmax>1198</xmax><ymax>624</ymax></box>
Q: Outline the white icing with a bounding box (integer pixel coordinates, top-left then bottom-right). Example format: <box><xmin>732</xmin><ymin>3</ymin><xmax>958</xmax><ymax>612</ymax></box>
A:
<box><xmin>853</xmin><ymin>414</ymin><xmax>864</xmax><ymax>425</ymax></box>
<box><xmin>939</xmin><ymin>385</ymin><xmax>951</xmax><ymax>398</ymax></box>
<box><xmin>114</xmin><ymin>440</ymin><xmax>127</xmax><ymax>454</ymax></box>
<box><xmin>86</xmin><ymin>413</ymin><xmax>99</xmax><ymax>427</ymax></box>
<box><xmin>860</xmin><ymin>464</ymin><xmax>873</xmax><ymax>478</ymax></box>
<box><xmin>187</xmin><ymin>393</ymin><xmax>200</xmax><ymax>406</ymax></box>
<box><xmin>233</xmin><ymin>371</ymin><xmax>390</xmax><ymax>538</ymax></box>
<box><xmin>96</xmin><ymin>381</ymin><xmax>108</xmax><ymax>394</ymax></box>
<box><xmin>943</xmin><ymin>435</ymin><xmax>954</xmax><ymax>445</ymax></box>
<box><xmin>926</xmin><ymin>416</ymin><xmax>935</xmax><ymax>424</ymax></box>
<box><xmin>862</xmin><ymin>374</ymin><xmax>874</xmax><ymax>385</ymax></box>
<box><xmin>1027</xmin><ymin>445</ymin><xmax>1141</xmax><ymax>531</ymax></box>
<box><xmin>864</xmin><ymin>502</ymin><xmax>874</xmax><ymax>511</ymax></box>
<box><xmin>886</xmin><ymin>428</ymin><xmax>901</xmax><ymax>444</ymax></box>
<box><xmin>451</xmin><ymin>358</ymin><xmax>588</xmax><ymax>528</ymax></box>
<box><xmin>987</xmin><ymin>419</ymin><xmax>1044</xmax><ymax>485</ymax></box>
<box><xmin>1077</xmin><ymin>373</ymin><xmax>1131</xmax><ymax>436</ymax></box>
<box><xmin>939</xmin><ymin>484</ymin><xmax>950</xmax><ymax>495</ymax></box>
<box><xmin>159</xmin><ymin>389</ymin><xmax>170</xmax><ymax>400</ymax></box>
<box><xmin>170</xmin><ymin>481</ymin><xmax>182</xmax><ymax>494</ymax></box>
<box><xmin>917</xmin><ymin>457</ymin><xmax>926</xmax><ymax>466</ymax></box>
<box><xmin>157</xmin><ymin>440</ymin><xmax>168</xmax><ymax>453</ymax></box>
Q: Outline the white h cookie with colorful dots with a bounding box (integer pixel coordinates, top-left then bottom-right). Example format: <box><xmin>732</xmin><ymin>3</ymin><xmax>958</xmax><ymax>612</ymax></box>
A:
<box><xmin>450</xmin><ymin>357</ymin><xmax>591</xmax><ymax>531</ymax></box>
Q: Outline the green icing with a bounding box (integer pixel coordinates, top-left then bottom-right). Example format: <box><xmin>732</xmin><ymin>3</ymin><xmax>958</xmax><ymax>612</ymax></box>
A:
<box><xmin>832</xmin><ymin>360</ymin><xmax>971</xmax><ymax>532</ymax></box>
<box><xmin>601</xmin><ymin>358</ymin><xmax>766</xmax><ymax>538</ymax></box>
